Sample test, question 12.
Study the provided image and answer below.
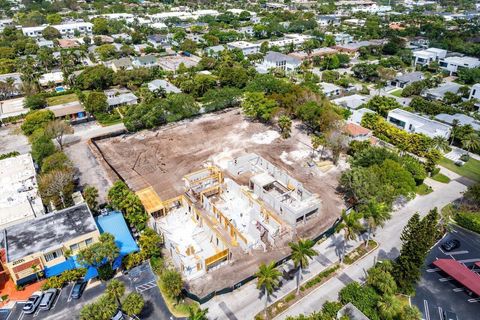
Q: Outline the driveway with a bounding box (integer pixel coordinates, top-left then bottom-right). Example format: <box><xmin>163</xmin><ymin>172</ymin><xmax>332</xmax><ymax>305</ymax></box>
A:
<box><xmin>412</xmin><ymin>226</ymin><xmax>480</xmax><ymax>320</ymax></box>
<box><xmin>5</xmin><ymin>262</ymin><xmax>179</xmax><ymax>320</ymax></box>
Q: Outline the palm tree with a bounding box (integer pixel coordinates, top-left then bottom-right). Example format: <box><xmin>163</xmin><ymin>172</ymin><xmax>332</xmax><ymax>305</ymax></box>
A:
<box><xmin>335</xmin><ymin>209</ymin><xmax>363</xmax><ymax>263</ymax></box>
<box><xmin>431</xmin><ymin>136</ymin><xmax>449</xmax><ymax>153</ymax></box>
<box><xmin>289</xmin><ymin>239</ymin><xmax>318</xmax><ymax>294</ymax></box>
<box><xmin>188</xmin><ymin>307</ymin><xmax>208</xmax><ymax>320</ymax></box>
<box><xmin>256</xmin><ymin>261</ymin><xmax>282</xmax><ymax>320</ymax></box>
<box><xmin>461</xmin><ymin>133</ymin><xmax>480</xmax><ymax>154</ymax></box>
<box><xmin>377</xmin><ymin>295</ymin><xmax>402</xmax><ymax>320</ymax></box>
<box><xmin>106</xmin><ymin>279</ymin><xmax>125</xmax><ymax>307</ymax></box>
<box><xmin>360</xmin><ymin>200</ymin><xmax>391</xmax><ymax>243</ymax></box>
<box><xmin>450</xmin><ymin>119</ymin><xmax>459</xmax><ymax>145</ymax></box>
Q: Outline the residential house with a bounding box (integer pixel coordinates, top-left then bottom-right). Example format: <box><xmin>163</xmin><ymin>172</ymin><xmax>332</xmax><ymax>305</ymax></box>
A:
<box><xmin>332</xmin><ymin>94</ymin><xmax>371</xmax><ymax>110</ymax></box>
<box><xmin>132</xmin><ymin>55</ymin><xmax>158</xmax><ymax>68</ymax></box>
<box><xmin>148</xmin><ymin>79</ymin><xmax>182</xmax><ymax>94</ymax></box>
<box><xmin>205</xmin><ymin>45</ymin><xmax>225</xmax><ymax>57</ymax></box>
<box><xmin>334</xmin><ymin>40</ymin><xmax>385</xmax><ymax>53</ymax></box>
<box><xmin>46</xmin><ymin>101</ymin><xmax>89</xmax><ymax>123</ymax></box>
<box><xmin>1</xmin><ymin>203</ymin><xmax>100</xmax><ymax>285</ymax></box>
<box><xmin>435</xmin><ymin>113</ymin><xmax>480</xmax><ymax>131</ymax></box>
<box><xmin>439</xmin><ymin>56</ymin><xmax>480</xmax><ymax>75</ymax></box>
<box><xmin>423</xmin><ymin>82</ymin><xmax>462</xmax><ymax>100</ymax></box>
<box><xmin>413</xmin><ymin>47</ymin><xmax>447</xmax><ymax>66</ymax></box>
<box><xmin>226</xmin><ymin>41</ymin><xmax>260</xmax><ymax>55</ymax></box>
<box><xmin>470</xmin><ymin>83</ymin><xmax>480</xmax><ymax>107</ymax></box>
<box><xmin>320</xmin><ymin>82</ymin><xmax>342</xmax><ymax>97</ymax></box>
<box><xmin>289</xmin><ymin>47</ymin><xmax>338</xmax><ymax>61</ymax></box>
<box><xmin>390</xmin><ymin>72</ymin><xmax>425</xmax><ymax>88</ymax></box>
<box><xmin>387</xmin><ymin>108</ymin><xmax>451</xmax><ymax>139</ymax></box>
<box><xmin>317</xmin><ymin>15</ymin><xmax>341</xmax><ymax>27</ymax></box>
<box><xmin>239</xmin><ymin>26</ymin><xmax>254</xmax><ymax>37</ymax></box>
<box><xmin>334</xmin><ymin>33</ymin><xmax>354</xmax><ymax>45</ymax></box>
<box><xmin>147</xmin><ymin>34</ymin><xmax>172</xmax><ymax>48</ymax></box>
<box><xmin>257</xmin><ymin>51</ymin><xmax>302</xmax><ymax>73</ymax></box>
<box><xmin>348</xmin><ymin>108</ymin><xmax>375</xmax><ymax>125</ymax></box>
<box><xmin>104</xmin><ymin>89</ymin><xmax>138</xmax><ymax>108</ymax></box>
<box><xmin>344</xmin><ymin>122</ymin><xmax>373</xmax><ymax>142</ymax></box>
<box><xmin>39</xmin><ymin>71</ymin><xmax>63</xmax><ymax>88</ymax></box>
<box><xmin>37</xmin><ymin>39</ymin><xmax>54</xmax><ymax>48</ymax></box>
<box><xmin>110</xmin><ymin>58</ymin><xmax>133</xmax><ymax>72</ymax></box>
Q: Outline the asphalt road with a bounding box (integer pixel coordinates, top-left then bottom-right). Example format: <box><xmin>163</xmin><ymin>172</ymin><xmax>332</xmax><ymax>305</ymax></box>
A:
<box><xmin>5</xmin><ymin>262</ymin><xmax>179</xmax><ymax>320</ymax></box>
<box><xmin>412</xmin><ymin>226</ymin><xmax>480</xmax><ymax>320</ymax></box>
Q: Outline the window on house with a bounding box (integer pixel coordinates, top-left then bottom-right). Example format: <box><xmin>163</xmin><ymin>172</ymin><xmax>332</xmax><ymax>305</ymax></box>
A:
<box><xmin>44</xmin><ymin>249</ymin><xmax>63</xmax><ymax>262</ymax></box>
<box><xmin>70</xmin><ymin>243</ymin><xmax>79</xmax><ymax>251</ymax></box>
<box><xmin>85</xmin><ymin>238</ymin><xmax>93</xmax><ymax>245</ymax></box>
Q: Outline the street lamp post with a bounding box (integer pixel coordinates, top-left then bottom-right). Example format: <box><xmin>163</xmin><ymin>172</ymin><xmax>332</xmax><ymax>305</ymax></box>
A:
<box><xmin>0</xmin><ymin>101</ymin><xmax>3</xmax><ymax>126</ymax></box>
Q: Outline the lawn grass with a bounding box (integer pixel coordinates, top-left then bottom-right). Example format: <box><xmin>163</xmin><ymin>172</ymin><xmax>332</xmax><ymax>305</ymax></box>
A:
<box><xmin>46</xmin><ymin>93</ymin><xmax>79</xmax><ymax>106</ymax></box>
<box><xmin>416</xmin><ymin>183</ymin><xmax>433</xmax><ymax>195</ymax></box>
<box><xmin>439</xmin><ymin>157</ymin><xmax>480</xmax><ymax>182</ymax></box>
<box><xmin>431</xmin><ymin>173</ymin><xmax>451</xmax><ymax>183</ymax></box>
<box><xmin>390</xmin><ymin>89</ymin><xmax>403</xmax><ymax>97</ymax></box>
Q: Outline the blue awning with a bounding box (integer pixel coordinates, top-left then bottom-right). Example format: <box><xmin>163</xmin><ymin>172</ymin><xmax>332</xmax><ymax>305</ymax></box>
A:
<box><xmin>112</xmin><ymin>256</ymin><xmax>124</xmax><ymax>270</ymax></box>
<box><xmin>44</xmin><ymin>257</ymin><xmax>77</xmax><ymax>278</ymax></box>
<box><xmin>84</xmin><ymin>266</ymin><xmax>99</xmax><ymax>281</ymax></box>
<box><xmin>95</xmin><ymin>211</ymin><xmax>139</xmax><ymax>256</ymax></box>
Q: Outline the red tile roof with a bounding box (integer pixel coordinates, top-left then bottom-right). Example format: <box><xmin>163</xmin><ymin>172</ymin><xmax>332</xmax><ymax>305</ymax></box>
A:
<box><xmin>433</xmin><ymin>259</ymin><xmax>480</xmax><ymax>296</ymax></box>
<box><xmin>345</xmin><ymin>123</ymin><xmax>371</xmax><ymax>137</ymax></box>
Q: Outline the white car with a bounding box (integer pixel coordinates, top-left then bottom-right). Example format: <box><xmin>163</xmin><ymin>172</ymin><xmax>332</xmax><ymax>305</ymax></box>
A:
<box><xmin>23</xmin><ymin>291</ymin><xmax>43</xmax><ymax>314</ymax></box>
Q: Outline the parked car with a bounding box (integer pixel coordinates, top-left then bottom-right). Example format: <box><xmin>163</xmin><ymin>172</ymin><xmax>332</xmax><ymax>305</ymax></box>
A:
<box><xmin>71</xmin><ymin>280</ymin><xmax>87</xmax><ymax>299</ymax></box>
<box><xmin>39</xmin><ymin>288</ymin><xmax>58</xmax><ymax>311</ymax></box>
<box><xmin>23</xmin><ymin>291</ymin><xmax>43</xmax><ymax>314</ymax></box>
<box><xmin>441</xmin><ymin>239</ymin><xmax>460</xmax><ymax>252</ymax></box>
<box><xmin>111</xmin><ymin>309</ymin><xmax>125</xmax><ymax>320</ymax></box>
<box><xmin>443</xmin><ymin>310</ymin><xmax>458</xmax><ymax>320</ymax></box>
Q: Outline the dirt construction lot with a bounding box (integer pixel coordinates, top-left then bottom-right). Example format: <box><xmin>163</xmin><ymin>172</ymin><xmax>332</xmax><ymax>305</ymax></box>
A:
<box><xmin>94</xmin><ymin>109</ymin><xmax>345</xmax><ymax>295</ymax></box>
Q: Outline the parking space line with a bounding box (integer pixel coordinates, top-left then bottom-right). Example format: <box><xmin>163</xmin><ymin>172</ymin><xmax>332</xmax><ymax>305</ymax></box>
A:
<box><xmin>448</xmin><ymin>250</ymin><xmax>469</xmax><ymax>256</ymax></box>
<box><xmin>427</xmin><ymin>268</ymin><xmax>440</xmax><ymax>273</ymax></box>
<box><xmin>457</xmin><ymin>258</ymin><xmax>480</xmax><ymax>263</ymax></box>
<box><xmin>437</xmin><ymin>307</ymin><xmax>443</xmax><ymax>320</ymax></box>
<box><xmin>18</xmin><ymin>311</ymin><xmax>25</xmax><ymax>320</ymax></box>
<box><xmin>453</xmin><ymin>288</ymin><xmax>465</xmax><ymax>292</ymax></box>
<box><xmin>51</xmin><ymin>288</ymin><xmax>62</xmax><ymax>310</ymax></box>
<box><xmin>439</xmin><ymin>277</ymin><xmax>453</xmax><ymax>282</ymax></box>
<box><xmin>468</xmin><ymin>297</ymin><xmax>480</xmax><ymax>303</ymax></box>
<box><xmin>67</xmin><ymin>285</ymin><xmax>75</xmax><ymax>302</ymax></box>
<box><xmin>423</xmin><ymin>300</ymin><xmax>430</xmax><ymax>320</ymax></box>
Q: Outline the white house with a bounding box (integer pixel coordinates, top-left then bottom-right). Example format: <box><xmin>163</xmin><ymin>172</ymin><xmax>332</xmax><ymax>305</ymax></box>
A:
<box><xmin>439</xmin><ymin>56</ymin><xmax>480</xmax><ymax>75</ymax></box>
<box><xmin>320</xmin><ymin>82</ymin><xmax>342</xmax><ymax>97</ymax></box>
<box><xmin>22</xmin><ymin>22</ymin><xmax>93</xmax><ymax>38</ymax></box>
<box><xmin>258</xmin><ymin>51</ymin><xmax>302</xmax><ymax>73</ymax></box>
<box><xmin>317</xmin><ymin>15</ymin><xmax>341</xmax><ymax>27</ymax></box>
<box><xmin>423</xmin><ymin>82</ymin><xmax>462</xmax><ymax>100</ymax></box>
<box><xmin>470</xmin><ymin>84</ymin><xmax>480</xmax><ymax>100</ymax></box>
<box><xmin>413</xmin><ymin>48</ymin><xmax>447</xmax><ymax>66</ymax></box>
<box><xmin>148</xmin><ymin>79</ymin><xmax>182</xmax><ymax>94</ymax></box>
<box><xmin>387</xmin><ymin>108</ymin><xmax>451</xmax><ymax>139</ymax></box>
<box><xmin>226</xmin><ymin>41</ymin><xmax>260</xmax><ymax>55</ymax></box>
<box><xmin>104</xmin><ymin>89</ymin><xmax>138</xmax><ymax>108</ymax></box>
<box><xmin>334</xmin><ymin>33</ymin><xmax>354</xmax><ymax>45</ymax></box>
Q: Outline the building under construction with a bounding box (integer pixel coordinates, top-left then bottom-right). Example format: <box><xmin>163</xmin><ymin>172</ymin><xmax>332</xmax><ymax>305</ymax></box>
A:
<box><xmin>136</xmin><ymin>154</ymin><xmax>321</xmax><ymax>281</ymax></box>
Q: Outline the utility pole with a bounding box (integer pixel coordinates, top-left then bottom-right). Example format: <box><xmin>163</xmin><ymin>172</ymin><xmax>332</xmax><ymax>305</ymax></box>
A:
<box><xmin>0</xmin><ymin>101</ymin><xmax>4</xmax><ymax>126</ymax></box>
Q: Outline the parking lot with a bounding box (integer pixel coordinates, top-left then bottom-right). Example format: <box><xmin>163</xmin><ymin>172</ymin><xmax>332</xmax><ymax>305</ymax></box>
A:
<box><xmin>4</xmin><ymin>263</ymin><xmax>178</xmax><ymax>320</ymax></box>
<box><xmin>412</xmin><ymin>226</ymin><xmax>480</xmax><ymax>320</ymax></box>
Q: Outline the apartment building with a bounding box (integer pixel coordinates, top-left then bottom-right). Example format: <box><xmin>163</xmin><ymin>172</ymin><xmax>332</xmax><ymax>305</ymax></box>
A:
<box><xmin>0</xmin><ymin>154</ymin><xmax>45</xmax><ymax>230</ymax></box>
<box><xmin>22</xmin><ymin>22</ymin><xmax>93</xmax><ymax>38</ymax></box>
<box><xmin>412</xmin><ymin>47</ymin><xmax>447</xmax><ymax>66</ymax></box>
<box><xmin>2</xmin><ymin>204</ymin><xmax>100</xmax><ymax>285</ymax></box>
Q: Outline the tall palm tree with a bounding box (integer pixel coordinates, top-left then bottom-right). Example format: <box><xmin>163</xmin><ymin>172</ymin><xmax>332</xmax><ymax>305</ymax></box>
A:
<box><xmin>462</xmin><ymin>133</ymin><xmax>480</xmax><ymax>154</ymax></box>
<box><xmin>106</xmin><ymin>279</ymin><xmax>125</xmax><ymax>307</ymax></box>
<box><xmin>289</xmin><ymin>239</ymin><xmax>318</xmax><ymax>294</ymax></box>
<box><xmin>431</xmin><ymin>136</ymin><xmax>449</xmax><ymax>153</ymax></box>
<box><xmin>450</xmin><ymin>119</ymin><xmax>459</xmax><ymax>146</ymax></box>
<box><xmin>188</xmin><ymin>307</ymin><xmax>208</xmax><ymax>320</ymax></box>
<box><xmin>360</xmin><ymin>200</ymin><xmax>391</xmax><ymax>243</ymax></box>
<box><xmin>377</xmin><ymin>295</ymin><xmax>402</xmax><ymax>320</ymax></box>
<box><xmin>256</xmin><ymin>261</ymin><xmax>281</xmax><ymax>320</ymax></box>
<box><xmin>335</xmin><ymin>209</ymin><xmax>363</xmax><ymax>262</ymax></box>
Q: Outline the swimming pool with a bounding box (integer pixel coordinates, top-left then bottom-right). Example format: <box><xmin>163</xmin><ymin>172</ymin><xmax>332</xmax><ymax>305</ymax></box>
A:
<box><xmin>55</xmin><ymin>86</ymin><xmax>65</xmax><ymax>93</ymax></box>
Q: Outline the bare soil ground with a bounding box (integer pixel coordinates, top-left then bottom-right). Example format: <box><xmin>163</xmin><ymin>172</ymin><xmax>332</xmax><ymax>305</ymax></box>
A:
<box><xmin>94</xmin><ymin>109</ymin><xmax>345</xmax><ymax>296</ymax></box>
<box><xmin>0</xmin><ymin>124</ymin><xmax>30</xmax><ymax>155</ymax></box>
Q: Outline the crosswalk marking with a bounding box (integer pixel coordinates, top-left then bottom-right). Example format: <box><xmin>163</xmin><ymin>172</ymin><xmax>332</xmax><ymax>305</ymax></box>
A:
<box><xmin>136</xmin><ymin>280</ymin><xmax>157</xmax><ymax>293</ymax></box>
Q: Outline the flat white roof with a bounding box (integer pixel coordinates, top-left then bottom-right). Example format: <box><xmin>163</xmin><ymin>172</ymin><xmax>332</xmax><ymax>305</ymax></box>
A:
<box><xmin>0</xmin><ymin>153</ymin><xmax>44</xmax><ymax>228</ymax></box>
